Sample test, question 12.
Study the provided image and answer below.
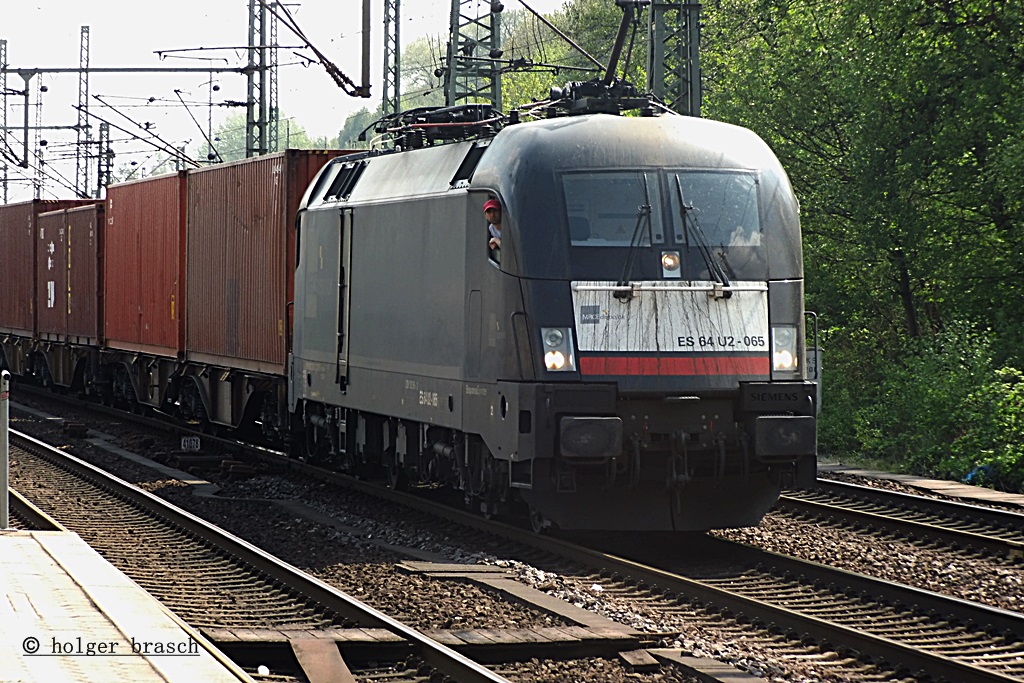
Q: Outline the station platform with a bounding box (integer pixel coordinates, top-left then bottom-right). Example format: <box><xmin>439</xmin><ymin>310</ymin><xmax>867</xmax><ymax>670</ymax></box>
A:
<box><xmin>818</xmin><ymin>462</ymin><xmax>1024</xmax><ymax>510</ymax></box>
<box><xmin>1</xmin><ymin>530</ymin><xmax>253</xmax><ymax>683</ymax></box>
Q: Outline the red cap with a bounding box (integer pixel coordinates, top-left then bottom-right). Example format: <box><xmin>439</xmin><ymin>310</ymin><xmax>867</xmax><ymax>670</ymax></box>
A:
<box><xmin>483</xmin><ymin>199</ymin><xmax>501</xmax><ymax>212</ymax></box>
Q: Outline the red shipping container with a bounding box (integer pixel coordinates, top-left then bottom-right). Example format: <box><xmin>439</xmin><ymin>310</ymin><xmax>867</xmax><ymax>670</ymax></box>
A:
<box><xmin>66</xmin><ymin>205</ymin><xmax>104</xmax><ymax>341</ymax></box>
<box><xmin>0</xmin><ymin>199</ymin><xmax>93</xmax><ymax>336</ymax></box>
<box><xmin>35</xmin><ymin>210</ymin><xmax>67</xmax><ymax>339</ymax></box>
<box><xmin>185</xmin><ymin>150</ymin><xmax>344</xmax><ymax>374</ymax></box>
<box><xmin>103</xmin><ymin>172</ymin><xmax>187</xmax><ymax>356</ymax></box>
<box><xmin>36</xmin><ymin>204</ymin><xmax>104</xmax><ymax>342</ymax></box>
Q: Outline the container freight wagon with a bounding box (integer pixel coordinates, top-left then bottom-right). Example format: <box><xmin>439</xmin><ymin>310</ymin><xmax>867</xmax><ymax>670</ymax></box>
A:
<box><xmin>35</xmin><ymin>204</ymin><xmax>104</xmax><ymax>344</ymax></box>
<box><xmin>179</xmin><ymin>149</ymin><xmax>347</xmax><ymax>430</ymax></box>
<box><xmin>0</xmin><ymin>199</ymin><xmax>95</xmax><ymax>376</ymax></box>
<box><xmin>33</xmin><ymin>203</ymin><xmax>104</xmax><ymax>387</ymax></box>
<box><xmin>99</xmin><ymin>172</ymin><xmax>188</xmax><ymax>409</ymax></box>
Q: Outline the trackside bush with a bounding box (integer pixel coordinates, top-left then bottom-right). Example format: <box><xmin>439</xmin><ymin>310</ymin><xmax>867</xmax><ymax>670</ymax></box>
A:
<box><xmin>848</xmin><ymin>324</ymin><xmax>1023</xmax><ymax>492</ymax></box>
<box><xmin>945</xmin><ymin>368</ymin><xmax>1024</xmax><ymax>492</ymax></box>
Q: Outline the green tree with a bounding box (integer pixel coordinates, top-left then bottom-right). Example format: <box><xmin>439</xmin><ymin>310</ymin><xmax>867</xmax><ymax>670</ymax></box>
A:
<box><xmin>401</xmin><ymin>35</ymin><xmax>448</xmax><ymax>109</ymax></box>
<box><xmin>192</xmin><ymin>111</ymin><xmax>323</xmax><ymax>163</ymax></box>
<box><xmin>700</xmin><ymin>0</ymin><xmax>1024</xmax><ymax>469</ymax></box>
<box><xmin>337</xmin><ymin>106</ymin><xmax>380</xmax><ymax>148</ymax></box>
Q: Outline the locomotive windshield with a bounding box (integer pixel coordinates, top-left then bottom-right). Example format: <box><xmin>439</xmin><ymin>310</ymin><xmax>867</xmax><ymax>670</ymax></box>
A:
<box><xmin>562</xmin><ymin>170</ymin><xmax>761</xmax><ymax>249</ymax></box>
<box><xmin>669</xmin><ymin>171</ymin><xmax>761</xmax><ymax>248</ymax></box>
<box><xmin>559</xmin><ymin>169</ymin><xmax>767</xmax><ymax>281</ymax></box>
<box><xmin>563</xmin><ymin>172</ymin><xmax>666</xmax><ymax>246</ymax></box>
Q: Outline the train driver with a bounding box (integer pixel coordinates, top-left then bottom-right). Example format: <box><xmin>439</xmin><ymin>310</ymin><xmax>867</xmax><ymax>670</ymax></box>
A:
<box><xmin>485</xmin><ymin>199</ymin><xmax>502</xmax><ymax>257</ymax></box>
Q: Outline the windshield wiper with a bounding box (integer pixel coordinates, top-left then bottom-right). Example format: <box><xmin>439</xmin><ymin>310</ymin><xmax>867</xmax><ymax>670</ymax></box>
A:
<box><xmin>615</xmin><ymin>174</ymin><xmax>654</xmax><ymax>300</ymax></box>
<box><xmin>674</xmin><ymin>176</ymin><xmax>731</xmax><ymax>297</ymax></box>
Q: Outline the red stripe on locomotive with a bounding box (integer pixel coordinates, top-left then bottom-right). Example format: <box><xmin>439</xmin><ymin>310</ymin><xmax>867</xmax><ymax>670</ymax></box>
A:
<box><xmin>579</xmin><ymin>355</ymin><xmax>770</xmax><ymax>376</ymax></box>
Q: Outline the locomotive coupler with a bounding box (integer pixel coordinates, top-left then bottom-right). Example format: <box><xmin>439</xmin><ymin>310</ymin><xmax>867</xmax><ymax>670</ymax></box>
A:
<box><xmin>629</xmin><ymin>435</ymin><xmax>642</xmax><ymax>488</ymax></box>
<box><xmin>668</xmin><ymin>432</ymin><xmax>692</xmax><ymax>514</ymax></box>
<box><xmin>715</xmin><ymin>434</ymin><xmax>728</xmax><ymax>480</ymax></box>
<box><xmin>666</xmin><ymin>432</ymin><xmax>691</xmax><ymax>489</ymax></box>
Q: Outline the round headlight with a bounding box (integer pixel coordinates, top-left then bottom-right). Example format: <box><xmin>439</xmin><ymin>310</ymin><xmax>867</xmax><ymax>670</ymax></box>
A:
<box><xmin>544</xmin><ymin>350</ymin><xmax>566</xmax><ymax>370</ymax></box>
<box><xmin>773</xmin><ymin>327</ymin><xmax>795</xmax><ymax>346</ymax></box>
<box><xmin>661</xmin><ymin>251</ymin><xmax>680</xmax><ymax>271</ymax></box>
<box><xmin>544</xmin><ymin>329</ymin><xmax>564</xmax><ymax>347</ymax></box>
<box><xmin>773</xmin><ymin>350</ymin><xmax>795</xmax><ymax>371</ymax></box>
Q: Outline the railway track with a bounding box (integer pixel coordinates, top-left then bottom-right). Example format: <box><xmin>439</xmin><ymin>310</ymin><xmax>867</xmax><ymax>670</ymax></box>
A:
<box><xmin>10</xmin><ymin>392</ymin><xmax>1024</xmax><ymax>681</ymax></box>
<box><xmin>612</xmin><ymin>536</ymin><xmax>1024</xmax><ymax>683</ymax></box>
<box><xmin>4</xmin><ymin>489</ymin><xmax>63</xmax><ymax>531</ymax></box>
<box><xmin>181</xmin><ymin>446</ymin><xmax>1024</xmax><ymax>682</ymax></box>
<box><xmin>781</xmin><ymin>479</ymin><xmax>1024</xmax><ymax>560</ymax></box>
<box><xmin>7</xmin><ymin>429</ymin><xmax>516</xmax><ymax>683</ymax></box>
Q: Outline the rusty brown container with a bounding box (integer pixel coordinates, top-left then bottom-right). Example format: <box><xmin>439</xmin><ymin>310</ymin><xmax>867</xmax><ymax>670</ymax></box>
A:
<box><xmin>0</xmin><ymin>199</ymin><xmax>93</xmax><ymax>336</ymax></box>
<box><xmin>185</xmin><ymin>150</ymin><xmax>345</xmax><ymax>373</ymax></box>
<box><xmin>35</xmin><ymin>210</ymin><xmax>70</xmax><ymax>339</ymax></box>
<box><xmin>66</xmin><ymin>204</ymin><xmax>104</xmax><ymax>341</ymax></box>
<box><xmin>35</xmin><ymin>204</ymin><xmax>104</xmax><ymax>342</ymax></box>
<box><xmin>103</xmin><ymin>172</ymin><xmax>187</xmax><ymax>356</ymax></box>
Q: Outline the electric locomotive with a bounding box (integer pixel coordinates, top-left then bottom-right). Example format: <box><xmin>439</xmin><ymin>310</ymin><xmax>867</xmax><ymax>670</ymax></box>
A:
<box><xmin>289</xmin><ymin>101</ymin><xmax>817</xmax><ymax>532</ymax></box>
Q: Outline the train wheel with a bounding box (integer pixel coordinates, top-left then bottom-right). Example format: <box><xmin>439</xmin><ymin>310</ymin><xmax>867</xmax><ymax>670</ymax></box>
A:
<box><xmin>385</xmin><ymin>462</ymin><xmax>408</xmax><ymax>491</ymax></box>
<box><xmin>529</xmin><ymin>506</ymin><xmax>553</xmax><ymax>534</ymax></box>
<box><xmin>259</xmin><ymin>395</ymin><xmax>280</xmax><ymax>442</ymax></box>
<box><xmin>303</xmin><ymin>405</ymin><xmax>331</xmax><ymax>463</ymax></box>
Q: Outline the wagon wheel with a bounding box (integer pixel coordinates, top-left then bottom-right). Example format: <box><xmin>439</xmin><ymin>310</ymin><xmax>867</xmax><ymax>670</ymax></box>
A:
<box><xmin>385</xmin><ymin>460</ymin><xmax>408</xmax><ymax>491</ymax></box>
<box><xmin>304</xmin><ymin>420</ymin><xmax>330</xmax><ymax>463</ymax></box>
<box><xmin>529</xmin><ymin>506</ymin><xmax>552</xmax><ymax>535</ymax></box>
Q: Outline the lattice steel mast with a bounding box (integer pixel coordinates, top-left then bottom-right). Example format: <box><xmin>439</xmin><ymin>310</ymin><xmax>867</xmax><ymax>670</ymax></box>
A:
<box><xmin>268</xmin><ymin>1</ymin><xmax>280</xmax><ymax>152</ymax></box>
<box><xmin>76</xmin><ymin>26</ymin><xmax>91</xmax><ymax>196</ymax></box>
<box><xmin>444</xmin><ymin>0</ymin><xmax>502</xmax><ymax>110</ymax></box>
<box><xmin>246</xmin><ymin>0</ymin><xmax>278</xmax><ymax>157</ymax></box>
<box><xmin>647</xmin><ymin>1</ymin><xmax>701</xmax><ymax>116</ymax></box>
<box><xmin>382</xmin><ymin>0</ymin><xmax>401</xmax><ymax>116</ymax></box>
<box><xmin>1</xmin><ymin>39</ymin><xmax>6</xmax><ymax>202</ymax></box>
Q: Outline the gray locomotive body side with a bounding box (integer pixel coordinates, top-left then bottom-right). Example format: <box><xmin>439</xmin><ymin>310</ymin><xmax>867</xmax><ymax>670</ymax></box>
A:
<box><xmin>291</xmin><ymin>113</ymin><xmax>816</xmax><ymax>532</ymax></box>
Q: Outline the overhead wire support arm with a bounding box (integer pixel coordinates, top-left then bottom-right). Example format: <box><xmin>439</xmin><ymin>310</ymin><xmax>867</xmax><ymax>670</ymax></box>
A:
<box><xmin>155</xmin><ymin>45</ymin><xmax>304</xmax><ymax>57</ymax></box>
<box><xmin>517</xmin><ymin>0</ymin><xmax>604</xmax><ymax>71</ymax></box>
<box><xmin>260</xmin><ymin>0</ymin><xmax>370</xmax><ymax>98</ymax></box>
<box><xmin>173</xmin><ymin>89</ymin><xmax>222</xmax><ymax>163</ymax></box>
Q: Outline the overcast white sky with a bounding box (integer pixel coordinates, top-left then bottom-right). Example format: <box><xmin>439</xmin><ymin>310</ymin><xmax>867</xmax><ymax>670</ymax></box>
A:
<box><xmin>1</xmin><ymin>0</ymin><xmax>567</xmax><ymax>200</ymax></box>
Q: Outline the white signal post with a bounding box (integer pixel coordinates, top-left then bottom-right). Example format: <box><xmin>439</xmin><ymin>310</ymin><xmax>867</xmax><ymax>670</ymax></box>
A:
<box><xmin>1</xmin><ymin>370</ymin><xmax>9</xmax><ymax>530</ymax></box>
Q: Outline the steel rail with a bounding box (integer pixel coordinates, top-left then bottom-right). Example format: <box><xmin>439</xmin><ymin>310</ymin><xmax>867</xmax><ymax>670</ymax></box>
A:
<box><xmin>7</xmin><ymin>488</ymin><xmax>65</xmax><ymax>531</ymax></box>
<box><xmin>266</xmin><ymin>463</ymin><xmax>1024</xmax><ymax>683</ymax></box>
<box><xmin>782</xmin><ymin>480</ymin><xmax>1024</xmax><ymax>560</ymax></box>
<box><xmin>11</xmin><ymin>392</ymin><xmax>1024</xmax><ymax>681</ymax></box>
<box><xmin>10</xmin><ymin>428</ymin><xmax>512</xmax><ymax>683</ymax></box>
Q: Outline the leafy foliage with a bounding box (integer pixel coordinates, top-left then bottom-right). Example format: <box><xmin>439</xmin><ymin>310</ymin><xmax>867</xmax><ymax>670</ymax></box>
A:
<box><xmin>695</xmin><ymin>0</ymin><xmax>1024</xmax><ymax>489</ymax></box>
<box><xmin>848</xmin><ymin>324</ymin><xmax>1024</xmax><ymax>492</ymax></box>
<box><xmin>343</xmin><ymin>0</ymin><xmax>1024</xmax><ymax>491</ymax></box>
<box><xmin>336</xmin><ymin>107</ymin><xmax>380</xmax><ymax>149</ymax></box>
<box><xmin>192</xmin><ymin>111</ymin><xmax>325</xmax><ymax>163</ymax></box>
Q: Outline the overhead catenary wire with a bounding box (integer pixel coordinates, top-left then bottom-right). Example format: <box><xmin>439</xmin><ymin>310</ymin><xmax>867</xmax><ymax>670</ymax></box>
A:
<box><xmin>79</xmin><ymin>102</ymin><xmax>200</xmax><ymax>168</ymax></box>
<box><xmin>91</xmin><ymin>94</ymin><xmax>201</xmax><ymax>166</ymax></box>
<box><xmin>172</xmin><ymin>89</ymin><xmax>222</xmax><ymax>163</ymax></box>
<box><xmin>517</xmin><ymin>0</ymin><xmax>604</xmax><ymax>70</ymax></box>
<box><xmin>1</xmin><ymin>130</ymin><xmax>84</xmax><ymax>197</ymax></box>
